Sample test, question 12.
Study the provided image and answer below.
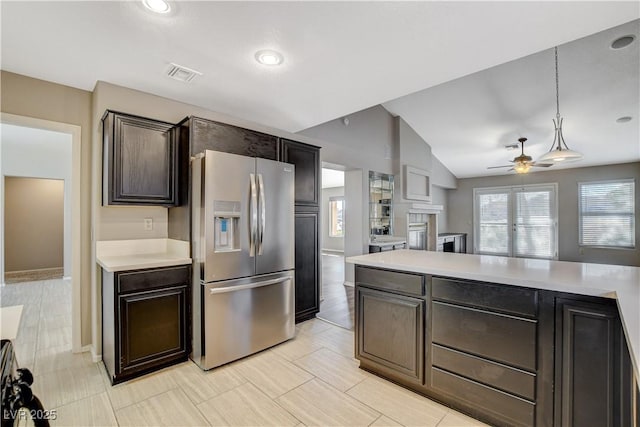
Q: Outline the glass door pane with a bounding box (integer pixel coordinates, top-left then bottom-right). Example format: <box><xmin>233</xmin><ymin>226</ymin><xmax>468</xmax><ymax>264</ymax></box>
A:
<box><xmin>514</xmin><ymin>189</ymin><xmax>555</xmax><ymax>259</ymax></box>
<box><xmin>476</xmin><ymin>191</ymin><xmax>510</xmax><ymax>255</ymax></box>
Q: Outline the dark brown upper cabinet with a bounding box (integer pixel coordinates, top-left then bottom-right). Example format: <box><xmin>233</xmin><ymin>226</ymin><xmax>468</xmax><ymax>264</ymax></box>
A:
<box><xmin>102</xmin><ymin>111</ymin><xmax>178</xmax><ymax>206</ymax></box>
<box><xmin>177</xmin><ymin>116</ymin><xmax>278</xmax><ymax>160</ymax></box>
<box><xmin>280</xmin><ymin>139</ymin><xmax>320</xmax><ymax>206</ymax></box>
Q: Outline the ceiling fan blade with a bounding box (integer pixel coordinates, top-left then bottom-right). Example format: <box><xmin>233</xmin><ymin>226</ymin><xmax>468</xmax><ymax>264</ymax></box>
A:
<box><xmin>487</xmin><ymin>165</ymin><xmax>513</xmax><ymax>169</ymax></box>
<box><xmin>531</xmin><ymin>162</ymin><xmax>553</xmax><ymax>168</ymax></box>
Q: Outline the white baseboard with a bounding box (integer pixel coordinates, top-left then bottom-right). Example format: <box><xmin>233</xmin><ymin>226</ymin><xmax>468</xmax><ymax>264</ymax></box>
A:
<box><xmin>90</xmin><ymin>345</ymin><xmax>102</xmax><ymax>363</ymax></box>
<box><xmin>343</xmin><ymin>281</ymin><xmax>354</xmax><ymax>288</ymax></box>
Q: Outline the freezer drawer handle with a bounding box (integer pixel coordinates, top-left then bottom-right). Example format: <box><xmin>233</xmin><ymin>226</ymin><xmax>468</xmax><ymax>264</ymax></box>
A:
<box><xmin>209</xmin><ymin>277</ymin><xmax>291</xmax><ymax>294</ymax></box>
<box><xmin>249</xmin><ymin>173</ymin><xmax>258</xmax><ymax>257</ymax></box>
<box><xmin>258</xmin><ymin>173</ymin><xmax>265</xmax><ymax>255</ymax></box>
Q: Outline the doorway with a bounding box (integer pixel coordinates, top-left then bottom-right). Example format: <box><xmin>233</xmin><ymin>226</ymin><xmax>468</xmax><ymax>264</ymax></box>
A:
<box><xmin>0</xmin><ymin>115</ymin><xmax>82</xmax><ymax>354</ymax></box>
<box><xmin>317</xmin><ymin>167</ymin><xmax>354</xmax><ymax>329</ymax></box>
<box><xmin>4</xmin><ymin>177</ymin><xmax>65</xmax><ymax>282</ymax></box>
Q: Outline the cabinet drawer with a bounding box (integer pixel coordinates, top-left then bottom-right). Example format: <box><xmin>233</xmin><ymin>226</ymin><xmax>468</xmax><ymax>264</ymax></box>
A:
<box><xmin>431</xmin><ymin>367</ymin><xmax>535</xmax><ymax>427</ymax></box>
<box><xmin>356</xmin><ymin>266</ymin><xmax>424</xmax><ymax>296</ymax></box>
<box><xmin>432</xmin><ymin>301</ymin><xmax>537</xmax><ymax>371</ymax></box>
<box><xmin>117</xmin><ymin>265</ymin><xmax>190</xmax><ymax>294</ymax></box>
<box><xmin>432</xmin><ymin>344</ymin><xmax>535</xmax><ymax>400</ymax></box>
<box><xmin>432</xmin><ymin>277</ymin><xmax>537</xmax><ymax>318</ymax></box>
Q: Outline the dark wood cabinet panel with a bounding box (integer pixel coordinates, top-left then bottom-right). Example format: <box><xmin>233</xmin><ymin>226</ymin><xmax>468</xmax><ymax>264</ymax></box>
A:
<box><xmin>102</xmin><ymin>265</ymin><xmax>190</xmax><ymax>384</ymax></box>
<box><xmin>294</xmin><ymin>212</ymin><xmax>319</xmax><ymax>322</ymax></box>
<box><xmin>432</xmin><ymin>301</ymin><xmax>537</xmax><ymax>371</ymax></box>
<box><xmin>102</xmin><ymin>111</ymin><xmax>178</xmax><ymax>206</ymax></box>
<box><xmin>356</xmin><ymin>265</ymin><xmax>424</xmax><ymax>296</ymax></box>
<box><xmin>280</xmin><ymin>139</ymin><xmax>320</xmax><ymax>206</ymax></box>
<box><xmin>188</xmin><ymin>117</ymin><xmax>278</xmax><ymax>159</ymax></box>
<box><xmin>432</xmin><ymin>276</ymin><xmax>537</xmax><ymax>318</ymax></box>
<box><xmin>554</xmin><ymin>297</ymin><xmax>633</xmax><ymax>427</ymax></box>
<box><xmin>431</xmin><ymin>367</ymin><xmax>535</xmax><ymax>427</ymax></box>
<box><xmin>119</xmin><ymin>286</ymin><xmax>187</xmax><ymax>376</ymax></box>
<box><xmin>356</xmin><ymin>286</ymin><xmax>425</xmax><ymax>385</ymax></box>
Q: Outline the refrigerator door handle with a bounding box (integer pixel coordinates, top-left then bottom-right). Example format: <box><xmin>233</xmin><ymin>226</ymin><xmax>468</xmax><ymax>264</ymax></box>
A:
<box><xmin>249</xmin><ymin>173</ymin><xmax>258</xmax><ymax>257</ymax></box>
<box><xmin>257</xmin><ymin>173</ymin><xmax>265</xmax><ymax>255</ymax></box>
<box><xmin>209</xmin><ymin>277</ymin><xmax>290</xmax><ymax>294</ymax></box>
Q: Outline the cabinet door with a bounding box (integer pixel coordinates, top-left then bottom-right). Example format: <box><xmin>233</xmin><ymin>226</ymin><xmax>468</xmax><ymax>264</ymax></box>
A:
<box><xmin>356</xmin><ymin>286</ymin><xmax>424</xmax><ymax>385</ymax></box>
<box><xmin>280</xmin><ymin>139</ymin><xmax>320</xmax><ymax>206</ymax></box>
<box><xmin>294</xmin><ymin>212</ymin><xmax>319</xmax><ymax>322</ymax></box>
<box><xmin>119</xmin><ymin>285</ymin><xmax>188</xmax><ymax>376</ymax></box>
<box><xmin>555</xmin><ymin>298</ymin><xmax>633</xmax><ymax>427</ymax></box>
<box><xmin>103</xmin><ymin>111</ymin><xmax>177</xmax><ymax>206</ymax></box>
<box><xmin>190</xmin><ymin>117</ymin><xmax>278</xmax><ymax>160</ymax></box>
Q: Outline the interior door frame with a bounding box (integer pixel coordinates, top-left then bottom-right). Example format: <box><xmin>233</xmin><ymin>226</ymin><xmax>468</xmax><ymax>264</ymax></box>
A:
<box><xmin>0</xmin><ymin>113</ymin><xmax>82</xmax><ymax>353</ymax></box>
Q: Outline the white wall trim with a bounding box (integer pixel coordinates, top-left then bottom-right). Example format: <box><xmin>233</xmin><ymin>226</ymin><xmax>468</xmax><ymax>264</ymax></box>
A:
<box><xmin>0</xmin><ymin>113</ymin><xmax>83</xmax><ymax>354</ymax></box>
<box><xmin>343</xmin><ymin>281</ymin><xmax>354</xmax><ymax>287</ymax></box>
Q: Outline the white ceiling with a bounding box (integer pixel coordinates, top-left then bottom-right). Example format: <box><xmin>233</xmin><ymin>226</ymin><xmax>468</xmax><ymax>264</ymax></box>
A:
<box><xmin>1</xmin><ymin>2</ymin><xmax>638</xmax><ymax>178</ymax></box>
<box><xmin>384</xmin><ymin>19</ymin><xmax>640</xmax><ymax>178</ymax></box>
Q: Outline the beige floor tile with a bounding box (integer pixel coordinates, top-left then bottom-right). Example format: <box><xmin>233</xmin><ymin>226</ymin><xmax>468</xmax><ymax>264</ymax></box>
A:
<box><xmin>115</xmin><ymin>388</ymin><xmax>209</xmax><ymax>427</ymax></box>
<box><xmin>277</xmin><ymin>378</ymin><xmax>380</xmax><ymax>426</ymax></box>
<box><xmin>371</xmin><ymin>415</ymin><xmax>404</xmax><ymax>426</ymax></box>
<box><xmin>312</xmin><ymin>324</ymin><xmax>355</xmax><ymax>358</ymax></box>
<box><xmin>234</xmin><ymin>350</ymin><xmax>313</xmax><ymax>398</ymax></box>
<box><xmin>198</xmin><ymin>382</ymin><xmax>299</xmax><ymax>426</ymax></box>
<box><xmin>295</xmin><ymin>318</ymin><xmax>333</xmax><ymax>336</ymax></box>
<box><xmin>51</xmin><ymin>392</ymin><xmax>117</xmax><ymax>427</ymax></box>
<box><xmin>106</xmin><ymin>369</ymin><xmax>179</xmax><ymax>410</ymax></box>
<box><xmin>293</xmin><ymin>347</ymin><xmax>367</xmax><ymax>392</ymax></box>
<box><xmin>37</xmin><ymin>325</ymin><xmax>72</xmax><ymax>351</ymax></box>
<box><xmin>39</xmin><ymin>314</ymin><xmax>71</xmax><ymax>332</ymax></box>
<box><xmin>437</xmin><ymin>411</ymin><xmax>490</xmax><ymax>427</ymax></box>
<box><xmin>32</xmin><ymin>365</ymin><xmax>105</xmax><ymax>409</ymax></box>
<box><xmin>172</xmin><ymin>360</ymin><xmax>246</xmax><ymax>404</ymax></box>
<box><xmin>271</xmin><ymin>334</ymin><xmax>325</xmax><ymax>361</ymax></box>
<box><xmin>347</xmin><ymin>377</ymin><xmax>447</xmax><ymax>427</ymax></box>
<box><xmin>34</xmin><ymin>345</ymin><xmax>96</xmax><ymax>375</ymax></box>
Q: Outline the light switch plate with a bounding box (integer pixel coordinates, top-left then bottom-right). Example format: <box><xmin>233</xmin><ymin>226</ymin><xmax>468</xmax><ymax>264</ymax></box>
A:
<box><xmin>144</xmin><ymin>218</ymin><xmax>153</xmax><ymax>231</ymax></box>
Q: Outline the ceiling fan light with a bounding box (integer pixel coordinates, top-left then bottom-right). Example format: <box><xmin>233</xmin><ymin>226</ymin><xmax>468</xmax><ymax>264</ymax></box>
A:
<box><xmin>513</xmin><ymin>161</ymin><xmax>531</xmax><ymax>174</ymax></box>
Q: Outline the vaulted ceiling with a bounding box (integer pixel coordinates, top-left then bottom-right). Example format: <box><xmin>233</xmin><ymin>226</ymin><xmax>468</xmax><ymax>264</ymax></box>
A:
<box><xmin>1</xmin><ymin>2</ymin><xmax>638</xmax><ymax>178</ymax></box>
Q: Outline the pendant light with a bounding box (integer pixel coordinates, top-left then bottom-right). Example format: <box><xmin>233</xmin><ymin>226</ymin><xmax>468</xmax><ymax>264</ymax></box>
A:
<box><xmin>537</xmin><ymin>47</ymin><xmax>583</xmax><ymax>164</ymax></box>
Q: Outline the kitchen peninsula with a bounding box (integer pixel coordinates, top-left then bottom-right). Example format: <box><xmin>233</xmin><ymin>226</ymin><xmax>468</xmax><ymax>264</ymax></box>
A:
<box><xmin>347</xmin><ymin>250</ymin><xmax>640</xmax><ymax>427</ymax></box>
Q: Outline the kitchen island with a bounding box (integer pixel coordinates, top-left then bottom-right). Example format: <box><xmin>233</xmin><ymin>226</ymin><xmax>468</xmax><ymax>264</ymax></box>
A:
<box><xmin>347</xmin><ymin>250</ymin><xmax>640</xmax><ymax>427</ymax></box>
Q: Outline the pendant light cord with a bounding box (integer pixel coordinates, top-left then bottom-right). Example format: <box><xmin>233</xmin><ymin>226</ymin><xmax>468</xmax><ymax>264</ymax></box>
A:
<box><xmin>555</xmin><ymin>47</ymin><xmax>560</xmax><ymax>119</ymax></box>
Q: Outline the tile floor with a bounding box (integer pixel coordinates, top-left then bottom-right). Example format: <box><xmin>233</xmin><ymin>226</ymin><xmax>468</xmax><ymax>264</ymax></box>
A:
<box><xmin>1</xmin><ymin>278</ymin><xmax>488</xmax><ymax>426</ymax></box>
<box><xmin>317</xmin><ymin>254</ymin><xmax>354</xmax><ymax>330</ymax></box>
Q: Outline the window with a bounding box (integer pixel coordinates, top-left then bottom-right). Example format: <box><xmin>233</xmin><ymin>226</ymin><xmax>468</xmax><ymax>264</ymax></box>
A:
<box><xmin>579</xmin><ymin>180</ymin><xmax>635</xmax><ymax>248</ymax></box>
<box><xmin>329</xmin><ymin>197</ymin><xmax>344</xmax><ymax>237</ymax></box>
<box><xmin>474</xmin><ymin>184</ymin><xmax>557</xmax><ymax>259</ymax></box>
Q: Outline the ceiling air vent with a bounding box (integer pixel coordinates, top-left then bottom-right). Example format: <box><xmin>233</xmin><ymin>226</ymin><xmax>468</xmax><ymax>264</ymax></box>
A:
<box><xmin>166</xmin><ymin>63</ymin><xmax>202</xmax><ymax>82</ymax></box>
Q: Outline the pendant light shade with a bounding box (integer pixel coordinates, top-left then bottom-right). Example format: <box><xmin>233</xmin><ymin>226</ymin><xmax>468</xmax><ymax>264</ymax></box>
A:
<box><xmin>537</xmin><ymin>47</ymin><xmax>582</xmax><ymax>164</ymax></box>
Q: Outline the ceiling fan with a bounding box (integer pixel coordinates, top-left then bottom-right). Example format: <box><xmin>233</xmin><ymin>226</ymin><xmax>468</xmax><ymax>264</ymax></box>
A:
<box><xmin>487</xmin><ymin>137</ymin><xmax>553</xmax><ymax>174</ymax></box>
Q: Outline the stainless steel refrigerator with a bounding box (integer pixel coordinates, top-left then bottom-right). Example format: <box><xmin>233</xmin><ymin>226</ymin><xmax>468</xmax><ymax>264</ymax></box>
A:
<box><xmin>191</xmin><ymin>150</ymin><xmax>295</xmax><ymax>370</ymax></box>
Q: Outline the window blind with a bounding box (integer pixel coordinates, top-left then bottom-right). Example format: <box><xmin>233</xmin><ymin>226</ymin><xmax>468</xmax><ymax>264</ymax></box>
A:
<box><xmin>579</xmin><ymin>180</ymin><xmax>635</xmax><ymax>248</ymax></box>
<box><xmin>477</xmin><ymin>191</ymin><xmax>510</xmax><ymax>255</ymax></box>
<box><xmin>515</xmin><ymin>190</ymin><xmax>554</xmax><ymax>258</ymax></box>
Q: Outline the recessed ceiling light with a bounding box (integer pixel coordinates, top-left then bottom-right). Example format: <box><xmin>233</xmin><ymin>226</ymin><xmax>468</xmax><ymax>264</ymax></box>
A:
<box><xmin>616</xmin><ymin>116</ymin><xmax>632</xmax><ymax>123</ymax></box>
<box><xmin>255</xmin><ymin>50</ymin><xmax>284</xmax><ymax>66</ymax></box>
<box><xmin>610</xmin><ymin>35</ymin><xmax>635</xmax><ymax>50</ymax></box>
<box><xmin>143</xmin><ymin>0</ymin><xmax>170</xmax><ymax>14</ymax></box>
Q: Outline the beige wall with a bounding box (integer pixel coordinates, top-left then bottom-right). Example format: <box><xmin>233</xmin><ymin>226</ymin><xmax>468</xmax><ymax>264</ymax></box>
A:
<box><xmin>1</xmin><ymin>71</ymin><xmax>93</xmax><ymax>345</ymax></box>
<box><xmin>447</xmin><ymin>162</ymin><xmax>640</xmax><ymax>266</ymax></box>
<box><xmin>4</xmin><ymin>177</ymin><xmax>64</xmax><ymax>271</ymax></box>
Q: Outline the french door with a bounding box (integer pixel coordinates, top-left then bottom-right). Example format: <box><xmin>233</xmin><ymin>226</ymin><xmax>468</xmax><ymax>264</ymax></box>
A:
<box><xmin>473</xmin><ymin>184</ymin><xmax>558</xmax><ymax>259</ymax></box>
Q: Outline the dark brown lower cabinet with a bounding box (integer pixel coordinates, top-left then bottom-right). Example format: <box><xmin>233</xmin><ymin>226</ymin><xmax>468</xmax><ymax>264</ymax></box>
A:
<box><xmin>555</xmin><ymin>297</ymin><xmax>634</xmax><ymax>427</ymax></box>
<box><xmin>354</xmin><ymin>267</ymin><xmax>636</xmax><ymax>427</ymax></box>
<box><xmin>294</xmin><ymin>211</ymin><xmax>320</xmax><ymax>322</ymax></box>
<box><xmin>356</xmin><ymin>286</ymin><xmax>425</xmax><ymax>385</ymax></box>
<box><xmin>102</xmin><ymin>265</ymin><xmax>190</xmax><ymax>384</ymax></box>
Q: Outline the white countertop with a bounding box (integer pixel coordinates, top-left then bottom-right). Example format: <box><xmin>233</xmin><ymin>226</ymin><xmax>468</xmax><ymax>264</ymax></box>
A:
<box><xmin>347</xmin><ymin>250</ymin><xmax>640</xmax><ymax>377</ymax></box>
<box><xmin>97</xmin><ymin>239</ymin><xmax>191</xmax><ymax>272</ymax></box>
<box><xmin>1</xmin><ymin>305</ymin><xmax>23</xmax><ymax>340</ymax></box>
